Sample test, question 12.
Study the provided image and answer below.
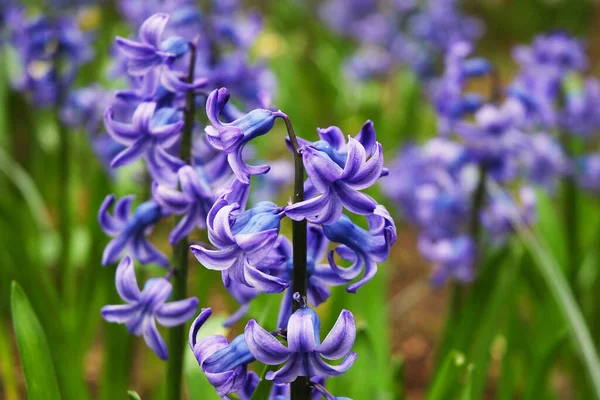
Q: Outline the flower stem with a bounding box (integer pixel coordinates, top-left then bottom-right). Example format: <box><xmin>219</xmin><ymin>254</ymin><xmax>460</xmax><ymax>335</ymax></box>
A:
<box><xmin>57</xmin><ymin>113</ymin><xmax>72</xmax><ymax>303</ymax></box>
<box><xmin>280</xmin><ymin>115</ymin><xmax>310</xmax><ymax>399</ymax></box>
<box><xmin>166</xmin><ymin>42</ymin><xmax>197</xmax><ymax>400</ymax></box>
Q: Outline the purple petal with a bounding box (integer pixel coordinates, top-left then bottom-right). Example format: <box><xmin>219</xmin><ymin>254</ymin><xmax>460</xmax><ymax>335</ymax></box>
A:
<box><xmin>179</xmin><ymin>166</ymin><xmax>212</xmax><ymax>199</ymax></box>
<box><xmin>346</xmin><ymin>259</ymin><xmax>378</xmax><ymax>294</ymax></box>
<box><xmin>335</xmin><ymin>183</ymin><xmax>376</xmax><ymax>215</ymax></box>
<box><xmin>101</xmin><ymin>303</ymin><xmax>142</xmax><ymax>324</ymax></box>
<box><xmin>132</xmin><ymin>236</ymin><xmax>169</xmax><ymax>267</ymax></box>
<box><xmin>307</xmin><ymin>225</ymin><xmax>328</xmax><ymax>262</ymax></box>
<box><xmin>355</xmin><ymin>120</ymin><xmax>376</xmax><ymax>156</ymax></box>
<box><xmin>285</xmin><ymin>190</ymin><xmax>342</xmax><ymax>225</ymax></box>
<box><xmin>266</xmin><ymin>354</ymin><xmax>303</xmax><ymax>383</ymax></box>
<box><xmin>156</xmin><ymin>297</ymin><xmax>199</xmax><ymax>326</ymax></box>
<box><xmin>188</xmin><ymin>308</ymin><xmax>213</xmax><ymax>349</ymax></box>
<box><xmin>143</xmin><ymin>318</ymin><xmax>169</xmax><ymax>360</ymax></box>
<box><xmin>102</xmin><ymin>236</ymin><xmax>128</xmax><ymax>266</ymax></box>
<box><xmin>316</xmin><ymin>310</ymin><xmax>356</xmax><ymax>359</ymax></box>
<box><xmin>227</xmin><ymin>149</ymin><xmax>270</xmax><ymax>185</ymax></box>
<box><xmin>327</xmin><ymin>249</ymin><xmax>362</xmax><ymax>281</ymax></box>
<box><xmin>344</xmin><ymin>142</ymin><xmax>384</xmax><ymax>190</ymax></box>
<box><xmin>302</xmin><ymin>147</ymin><xmax>343</xmax><ymax>192</ymax></box>
<box><xmin>205</xmin><ymin>88</ymin><xmax>230</xmax><ymax>128</ymax></box>
<box><xmin>110</xmin><ymin>138</ymin><xmax>148</xmax><ymax>168</ymax></box>
<box><xmin>287</xmin><ymin>308</ymin><xmax>319</xmax><ymax>353</ymax></box>
<box><xmin>207</xmin><ymin>201</ymin><xmax>238</xmax><ymax>248</ymax></box>
<box><xmin>115</xmin><ymin>256</ymin><xmax>141</xmax><ymax>302</ymax></box>
<box><xmin>115</xmin><ymin>196</ymin><xmax>135</xmax><ymax>221</ymax></box>
<box><xmin>104</xmin><ymin>108</ymin><xmax>139</xmax><ymax>145</ymax></box>
<box><xmin>307</xmin><ymin>352</ymin><xmax>357</xmax><ymax>377</ymax></box>
<box><xmin>169</xmin><ymin>208</ymin><xmax>200</xmax><ymax>245</ymax></box>
<box><xmin>115</xmin><ymin>37</ymin><xmax>156</xmax><ymax>59</ymax></box>
<box><xmin>98</xmin><ymin>195</ymin><xmax>121</xmax><ymax>235</ymax></box>
<box><xmin>132</xmin><ymin>102</ymin><xmax>156</xmax><ymax>133</ymax></box>
<box><xmin>160</xmin><ymin>67</ymin><xmax>207</xmax><ymax>93</ymax></box>
<box><xmin>244</xmin><ymin>264</ymin><xmax>289</xmax><ymax>293</ymax></box>
<box><xmin>152</xmin><ymin>183</ymin><xmax>192</xmax><ymax>214</ymax></box>
<box><xmin>317</xmin><ymin>126</ymin><xmax>346</xmax><ymax>150</ymax></box>
<box><xmin>236</xmin><ymin>229</ymin><xmax>279</xmax><ymax>265</ymax></box>
<box><xmin>340</xmin><ymin>137</ymin><xmax>366</xmax><ymax>180</ymax></box>
<box><xmin>191</xmin><ymin>245</ymin><xmax>239</xmax><ymax>270</ymax></box>
<box><xmin>276</xmin><ymin>289</ymin><xmax>293</xmax><ymax>329</ymax></box>
<box><xmin>244</xmin><ymin>320</ymin><xmax>291</xmax><ymax>364</ymax></box>
<box><xmin>140</xmin><ymin>13</ymin><xmax>169</xmax><ymax>48</ymax></box>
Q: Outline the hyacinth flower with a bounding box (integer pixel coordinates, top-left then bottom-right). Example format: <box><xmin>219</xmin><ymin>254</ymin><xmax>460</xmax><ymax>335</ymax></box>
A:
<box><xmin>561</xmin><ymin>76</ymin><xmax>600</xmax><ymax>136</ymax></box>
<box><xmin>245</xmin><ymin>297</ymin><xmax>357</xmax><ymax>384</ymax></box>
<box><xmin>101</xmin><ymin>256</ymin><xmax>199</xmax><ymax>360</ymax></box>
<box><xmin>285</xmin><ymin>137</ymin><xmax>384</xmax><ymax>224</ymax></box>
<box><xmin>115</xmin><ymin>13</ymin><xmax>206</xmax><ymax>94</ymax></box>
<box><xmin>99</xmin><ymin>195</ymin><xmax>169</xmax><ymax>267</ymax></box>
<box><xmin>481</xmin><ymin>186</ymin><xmax>536</xmax><ymax>245</ymax></box>
<box><xmin>152</xmin><ymin>165</ymin><xmax>214</xmax><ymax>245</ymax></box>
<box><xmin>575</xmin><ymin>155</ymin><xmax>600</xmax><ymax>193</ymax></box>
<box><xmin>521</xmin><ymin>133</ymin><xmax>569</xmax><ymax>192</ymax></box>
<box><xmin>104</xmin><ymin>102</ymin><xmax>187</xmax><ymax>183</ymax></box>
<box><xmin>272</xmin><ymin>225</ymin><xmax>355</xmax><ymax>328</ymax></box>
<box><xmin>190</xmin><ymin>196</ymin><xmax>288</xmax><ymax>293</ymax></box>
<box><xmin>419</xmin><ymin>235</ymin><xmax>475</xmax><ymax>286</ymax></box>
<box><xmin>323</xmin><ymin>205</ymin><xmax>397</xmax><ymax>293</ymax></box>
<box><xmin>204</xmin><ymin>87</ymin><xmax>278</xmax><ymax>184</ymax></box>
<box><xmin>270</xmin><ymin>376</ymin><xmax>349</xmax><ymax>400</ymax></box>
<box><xmin>189</xmin><ymin>308</ymin><xmax>255</xmax><ymax>397</ymax></box>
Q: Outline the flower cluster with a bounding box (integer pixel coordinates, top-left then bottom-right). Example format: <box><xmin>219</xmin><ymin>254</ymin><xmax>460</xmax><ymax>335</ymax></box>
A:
<box><xmin>319</xmin><ymin>0</ymin><xmax>483</xmax><ymax>81</ymax></box>
<box><xmin>383</xmin><ymin>31</ymin><xmax>600</xmax><ymax>286</ymax></box>
<box><xmin>184</xmin><ymin>84</ymin><xmax>395</xmax><ymax>397</ymax></box>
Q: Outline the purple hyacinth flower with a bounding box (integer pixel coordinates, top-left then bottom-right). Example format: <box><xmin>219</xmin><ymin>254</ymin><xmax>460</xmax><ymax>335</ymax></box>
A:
<box><xmin>575</xmin><ymin>155</ymin><xmax>600</xmax><ymax>193</ymax></box>
<box><xmin>244</xmin><ymin>303</ymin><xmax>357</xmax><ymax>384</ymax></box>
<box><xmin>104</xmin><ymin>102</ymin><xmax>186</xmax><ymax>182</ymax></box>
<box><xmin>521</xmin><ymin>133</ymin><xmax>568</xmax><ymax>192</ymax></box>
<box><xmin>285</xmin><ymin>136</ymin><xmax>383</xmax><ymax>224</ymax></box>
<box><xmin>99</xmin><ymin>195</ymin><xmax>169</xmax><ymax>267</ymax></box>
<box><xmin>115</xmin><ymin>13</ymin><xmax>205</xmax><ymax>94</ymax></box>
<box><xmin>101</xmin><ymin>256</ymin><xmax>199</xmax><ymax>360</ymax></box>
<box><xmin>561</xmin><ymin>77</ymin><xmax>600</xmax><ymax>136</ymax></box>
<box><xmin>419</xmin><ymin>235</ymin><xmax>475</xmax><ymax>287</ymax></box>
<box><xmin>152</xmin><ymin>165</ymin><xmax>214</xmax><ymax>245</ymax></box>
<box><xmin>513</xmin><ymin>32</ymin><xmax>587</xmax><ymax>74</ymax></box>
<box><xmin>271</xmin><ymin>225</ymin><xmax>355</xmax><ymax>328</ymax></box>
<box><xmin>270</xmin><ymin>376</ymin><xmax>343</xmax><ymax>400</ymax></box>
<box><xmin>481</xmin><ymin>186</ymin><xmax>536</xmax><ymax>246</ymax></box>
<box><xmin>204</xmin><ymin>88</ymin><xmax>278</xmax><ymax>184</ymax></box>
<box><xmin>190</xmin><ymin>196</ymin><xmax>289</xmax><ymax>293</ymax></box>
<box><xmin>189</xmin><ymin>308</ymin><xmax>256</xmax><ymax>397</ymax></box>
<box><xmin>323</xmin><ymin>205</ymin><xmax>397</xmax><ymax>293</ymax></box>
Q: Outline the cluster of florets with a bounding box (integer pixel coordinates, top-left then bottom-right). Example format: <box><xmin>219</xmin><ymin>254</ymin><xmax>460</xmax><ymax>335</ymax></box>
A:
<box><xmin>384</xmin><ymin>32</ymin><xmax>600</xmax><ymax>286</ymax></box>
<box><xmin>319</xmin><ymin>0</ymin><xmax>483</xmax><ymax>81</ymax></box>
<box><xmin>96</xmin><ymin>11</ymin><xmax>396</xmax><ymax>399</ymax></box>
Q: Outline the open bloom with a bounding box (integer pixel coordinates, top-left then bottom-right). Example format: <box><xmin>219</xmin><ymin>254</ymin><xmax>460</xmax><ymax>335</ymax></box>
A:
<box><xmin>152</xmin><ymin>165</ymin><xmax>214</xmax><ymax>245</ymax></box>
<box><xmin>245</xmin><ymin>302</ymin><xmax>357</xmax><ymax>384</ymax></box>
<box><xmin>104</xmin><ymin>102</ymin><xmax>186</xmax><ymax>184</ymax></box>
<box><xmin>190</xmin><ymin>196</ymin><xmax>288</xmax><ymax>293</ymax></box>
<box><xmin>99</xmin><ymin>195</ymin><xmax>168</xmax><ymax>267</ymax></box>
<box><xmin>101</xmin><ymin>256</ymin><xmax>198</xmax><ymax>359</ymax></box>
<box><xmin>323</xmin><ymin>205</ymin><xmax>397</xmax><ymax>292</ymax></box>
<box><xmin>189</xmin><ymin>308</ymin><xmax>255</xmax><ymax>397</ymax></box>
<box><xmin>204</xmin><ymin>88</ymin><xmax>278</xmax><ymax>184</ymax></box>
<box><xmin>285</xmin><ymin>137</ymin><xmax>383</xmax><ymax>224</ymax></box>
<box><xmin>115</xmin><ymin>13</ymin><xmax>205</xmax><ymax>94</ymax></box>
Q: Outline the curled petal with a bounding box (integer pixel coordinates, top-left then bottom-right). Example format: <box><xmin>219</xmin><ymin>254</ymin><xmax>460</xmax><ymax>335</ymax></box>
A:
<box><xmin>160</xmin><ymin>66</ymin><xmax>207</xmax><ymax>93</ymax></box>
<box><xmin>140</xmin><ymin>13</ymin><xmax>169</xmax><ymax>48</ymax></box>
<box><xmin>111</xmin><ymin>138</ymin><xmax>148</xmax><ymax>168</ymax></box>
<box><xmin>317</xmin><ymin>126</ymin><xmax>346</xmax><ymax>150</ymax></box>
<box><xmin>188</xmin><ymin>308</ymin><xmax>213</xmax><ymax>349</ymax></box>
<box><xmin>179</xmin><ymin>165</ymin><xmax>212</xmax><ymax>199</ymax></box>
<box><xmin>190</xmin><ymin>245</ymin><xmax>239</xmax><ymax>271</ymax></box>
<box><xmin>317</xmin><ymin>310</ymin><xmax>356</xmax><ymax>359</ymax></box>
<box><xmin>307</xmin><ymin>352</ymin><xmax>357</xmax><ymax>378</ymax></box>
<box><xmin>287</xmin><ymin>308</ymin><xmax>320</xmax><ymax>353</ymax></box>
<box><xmin>346</xmin><ymin>259</ymin><xmax>378</xmax><ymax>294</ymax></box>
<box><xmin>132</xmin><ymin>102</ymin><xmax>156</xmax><ymax>133</ymax></box>
<box><xmin>244</xmin><ymin>264</ymin><xmax>289</xmax><ymax>293</ymax></box>
<box><xmin>266</xmin><ymin>354</ymin><xmax>303</xmax><ymax>383</ymax></box>
<box><xmin>115</xmin><ymin>196</ymin><xmax>135</xmax><ymax>221</ymax></box>
<box><xmin>340</xmin><ymin>137</ymin><xmax>366</xmax><ymax>180</ymax></box>
<box><xmin>236</xmin><ymin>229</ymin><xmax>279</xmax><ymax>265</ymax></box>
<box><xmin>115</xmin><ymin>256</ymin><xmax>141</xmax><ymax>302</ymax></box>
<box><xmin>98</xmin><ymin>195</ymin><xmax>121</xmax><ymax>235</ymax></box>
<box><xmin>307</xmin><ymin>224</ymin><xmax>329</xmax><ymax>262</ymax></box>
<box><xmin>156</xmin><ymin>297</ymin><xmax>199</xmax><ymax>326</ymax></box>
<box><xmin>285</xmin><ymin>190</ymin><xmax>342</xmax><ymax>225</ymax></box>
<box><xmin>227</xmin><ymin>148</ymin><xmax>270</xmax><ymax>185</ymax></box>
<box><xmin>102</xmin><ymin>236</ymin><xmax>128</xmax><ymax>266</ymax></box>
<box><xmin>115</xmin><ymin>37</ymin><xmax>156</xmax><ymax>59</ymax></box>
<box><xmin>207</xmin><ymin>200</ymin><xmax>238</xmax><ymax>248</ymax></box>
<box><xmin>104</xmin><ymin>108</ymin><xmax>139</xmax><ymax>145</ymax></box>
<box><xmin>327</xmin><ymin>249</ymin><xmax>363</xmax><ymax>281</ymax></box>
<box><xmin>345</xmin><ymin>142</ymin><xmax>384</xmax><ymax>190</ymax></box>
<box><xmin>244</xmin><ymin>320</ymin><xmax>291</xmax><ymax>364</ymax></box>
<box><xmin>335</xmin><ymin>183</ymin><xmax>376</xmax><ymax>215</ymax></box>
<box><xmin>152</xmin><ymin>183</ymin><xmax>192</xmax><ymax>214</ymax></box>
<box><xmin>302</xmin><ymin>147</ymin><xmax>343</xmax><ymax>192</ymax></box>
<box><xmin>169</xmin><ymin>207</ymin><xmax>200</xmax><ymax>245</ymax></box>
<box><xmin>132</xmin><ymin>236</ymin><xmax>169</xmax><ymax>267</ymax></box>
<box><xmin>101</xmin><ymin>303</ymin><xmax>142</xmax><ymax>324</ymax></box>
<box><xmin>205</xmin><ymin>87</ymin><xmax>231</xmax><ymax>128</ymax></box>
<box><xmin>356</xmin><ymin>120</ymin><xmax>376</xmax><ymax>156</ymax></box>
<box><xmin>143</xmin><ymin>318</ymin><xmax>169</xmax><ymax>360</ymax></box>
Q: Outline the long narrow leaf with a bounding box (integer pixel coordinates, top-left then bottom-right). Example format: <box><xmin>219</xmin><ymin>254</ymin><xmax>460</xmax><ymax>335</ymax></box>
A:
<box><xmin>11</xmin><ymin>281</ymin><xmax>62</xmax><ymax>400</ymax></box>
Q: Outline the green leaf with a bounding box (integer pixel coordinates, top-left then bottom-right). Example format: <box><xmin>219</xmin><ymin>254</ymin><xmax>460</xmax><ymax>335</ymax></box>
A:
<box><xmin>427</xmin><ymin>351</ymin><xmax>467</xmax><ymax>400</ymax></box>
<box><xmin>459</xmin><ymin>365</ymin><xmax>475</xmax><ymax>400</ymax></box>
<box><xmin>11</xmin><ymin>281</ymin><xmax>61</xmax><ymax>400</ymax></box>
<box><xmin>127</xmin><ymin>391</ymin><xmax>141</xmax><ymax>400</ymax></box>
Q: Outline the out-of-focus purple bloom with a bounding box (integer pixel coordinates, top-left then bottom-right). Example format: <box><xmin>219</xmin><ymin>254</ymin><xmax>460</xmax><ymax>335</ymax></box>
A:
<box><xmin>101</xmin><ymin>256</ymin><xmax>198</xmax><ymax>360</ymax></box>
<box><xmin>189</xmin><ymin>308</ymin><xmax>255</xmax><ymax>397</ymax></box>
<box><xmin>204</xmin><ymin>88</ymin><xmax>278</xmax><ymax>184</ymax></box>
<box><xmin>419</xmin><ymin>235</ymin><xmax>475</xmax><ymax>286</ymax></box>
<box><xmin>575</xmin><ymin>155</ymin><xmax>600</xmax><ymax>193</ymax></box>
<box><xmin>251</xmin><ymin>160</ymin><xmax>294</xmax><ymax>203</ymax></box>
<box><xmin>513</xmin><ymin>32</ymin><xmax>587</xmax><ymax>74</ymax></box>
<box><xmin>481</xmin><ymin>186</ymin><xmax>536</xmax><ymax>246</ymax></box>
<box><xmin>9</xmin><ymin>11</ymin><xmax>93</xmax><ymax>106</ymax></box>
<box><xmin>245</xmin><ymin>302</ymin><xmax>357</xmax><ymax>383</ymax></box>
<box><xmin>222</xmin><ymin>281</ymin><xmax>259</xmax><ymax>328</ymax></box>
<box><xmin>323</xmin><ymin>205</ymin><xmax>397</xmax><ymax>292</ymax></box>
<box><xmin>344</xmin><ymin>46</ymin><xmax>394</xmax><ymax>81</ymax></box>
<box><xmin>521</xmin><ymin>133</ymin><xmax>568</xmax><ymax>192</ymax></box>
<box><xmin>99</xmin><ymin>195</ymin><xmax>169</xmax><ymax>267</ymax></box>
<box><xmin>153</xmin><ymin>165</ymin><xmax>214</xmax><ymax>245</ymax></box>
<box><xmin>561</xmin><ymin>77</ymin><xmax>600</xmax><ymax>136</ymax></box>
<box><xmin>61</xmin><ymin>85</ymin><xmax>115</xmax><ymax>136</ymax></box>
<box><xmin>104</xmin><ymin>102</ymin><xmax>186</xmax><ymax>183</ymax></box>
<box><xmin>285</xmin><ymin>130</ymin><xmax>383</xmax><ymax>224</ymax></box>
<box><xmin>190</xmin><ymin>196</ymin><xmax>288</xmax><ymax>293</ymax></box>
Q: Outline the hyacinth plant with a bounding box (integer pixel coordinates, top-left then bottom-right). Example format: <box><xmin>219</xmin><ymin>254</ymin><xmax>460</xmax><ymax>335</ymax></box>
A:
<box><xmin>94</xmin><ymin>10</ymin><xmax>396</xmax><ymax>400</ymax></box>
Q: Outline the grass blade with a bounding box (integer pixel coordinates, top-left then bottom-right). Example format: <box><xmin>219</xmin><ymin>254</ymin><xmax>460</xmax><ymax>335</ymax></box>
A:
<box><xmin>11</xmin><ymin>281</ymin><xmax>62</xmax><ymax>400</ymax></box>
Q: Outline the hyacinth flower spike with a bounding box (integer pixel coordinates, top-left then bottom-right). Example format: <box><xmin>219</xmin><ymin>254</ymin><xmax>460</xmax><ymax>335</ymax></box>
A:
<box><xmin>99</xmin><ymin>195</ymin><xmax>169</xmax><ymax>267</ymax></box>
<box><xmin>190</xmin><ymin>196</ymin><xmax>289</xmax><ymax>293</ymax></box>
<box><xmin>419</xmin><ymin>235</ymin><xmax>475</xmax><ymax>287</ymax></box>
<box><xmin>153</xmin><ymin>165</ymin><xmax>214</xmax><ymax>245</ymax></box>
<box><xmin>245</xmin><ymin>296</ymin><xmax>357</xmax><ymax>384</ymax></box>
<box><xmin>115</xmin><ymin>13</ymin><xmax>206</xmax><ymax>93</ymax></box>
<box><xmin>324</xmin><ymin>205</ymin><xmax>397</xmax><ymax>293</ymax></box>
<box><xmin>101</xmin><ymin>256</ymin><xmax>199</xmax><ymax>360</ymax></box>
<box><xmin>189</xmin><ymin>308</ymin><xmax>255</xmax><ymax>396</ymax></box>
<box><xmin>285</xmin><ymin>137</ymin><xmax>383</xmax><ymax>224</ymax></box>
<box><xmin>204</xmin><ymin>87</ymin><xmax>279</xmax><ymax>184</ymax></box>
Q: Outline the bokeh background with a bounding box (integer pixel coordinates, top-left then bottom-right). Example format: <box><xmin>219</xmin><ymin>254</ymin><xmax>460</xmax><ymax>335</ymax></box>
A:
<box><xmin>2</xmin><ymin>0</ymin><xmax>600</xmax><ymax>399</ymax></box>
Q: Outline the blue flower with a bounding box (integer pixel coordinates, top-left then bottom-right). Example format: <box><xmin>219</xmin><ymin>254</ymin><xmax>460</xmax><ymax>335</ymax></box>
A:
<box><xmin>481</xmin><ymin>187</ymin><xmax>536</xmax><ymax>246</ymax></box>
<box><xmin>99</xmin><ymin>195</ymin><xmax>169</xmax><ymax>267</ymax></box>
<box><xmin>323</xmin><ymin>205</ymin><xmax>397</xmax><ymax>293</ymax></box>
<box><xmin>204</xmin><ymin>88</ymin><xmax>278</xmax><ymax>184</ymax></box>
<box><xmin>418</xmin><ymin>235</ymin><xmax>475</xmax><ymax>287</ymax></box>
<box><xmin>245</xmin><ymin>302</ymin><xmax>357</xmax><ymax>384</ymax></box>
<box><xmin>189</xmin><ymin>308</ymin><xmax>255</xmax><ymax>397</ymax></box>
<box><xmin>101</xmin><ymin>256</ymin><xmax>199</xmax><ymax>360</ymax></box>
<box><xmin>575</xmin><ymin>155</ymin><xmax>600</xmax><ymax>193</ymax></box>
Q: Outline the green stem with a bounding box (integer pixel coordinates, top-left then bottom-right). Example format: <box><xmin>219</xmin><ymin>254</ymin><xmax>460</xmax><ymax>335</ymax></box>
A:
<box><xmin>57</xmin><ymin>115</ymin><xmax>72</xmax><ymax>305</ymax></box>
<box><xmin>165</xmin><ymin>42</ymin><xmax>197</xmax><ymax>400</ymax></box>
<box><xmin>280</xmin><ymin>115</ymin><xmax>310</xmax><ymax>399</ymax></box>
